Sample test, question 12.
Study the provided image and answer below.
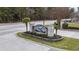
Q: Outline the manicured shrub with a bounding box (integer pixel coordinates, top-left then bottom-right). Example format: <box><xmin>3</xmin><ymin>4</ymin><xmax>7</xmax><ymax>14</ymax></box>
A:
<box><xmin>25</xmin><ymin>31</ymin><xmax>48</xmax><ymax>38</ymax></box>
<box><xmin>62</xmin><ymin>22</ymin><xmax>68</xmax><ymax>29</ymax></box>
<box><xmin>22</xmin><ymin>17</ymin><xmax>30</xmax><ymax>23</ymax></box>
<box><xmin>32</xmin><ymin>32</ymin><xmax>48</xmax><ymax>38</ymax></box>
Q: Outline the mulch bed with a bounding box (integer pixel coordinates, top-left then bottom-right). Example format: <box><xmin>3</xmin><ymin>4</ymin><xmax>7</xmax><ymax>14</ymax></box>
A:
<box><xmin>24</xmin><ymin>32</ymin><xmax>63</xmax><ymax>42</ymax></box>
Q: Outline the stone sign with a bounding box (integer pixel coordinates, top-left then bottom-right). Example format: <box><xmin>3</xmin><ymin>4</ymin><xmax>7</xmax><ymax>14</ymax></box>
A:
<box><xmin>29</xmin><ymin>24</ymin><xmax>54</xmax><ymax>37</ymax></box>
<box><xmin>33</xmin><ymin>24</ymin><xmax>48</xmax><ymax>34</ymax></box>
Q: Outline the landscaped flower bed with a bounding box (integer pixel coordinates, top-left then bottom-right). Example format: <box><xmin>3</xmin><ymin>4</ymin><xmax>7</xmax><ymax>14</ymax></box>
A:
<box><xmin>24</xmin><ymin>31</ymin><xmax>63</xmax><ymax>42</ymax></box>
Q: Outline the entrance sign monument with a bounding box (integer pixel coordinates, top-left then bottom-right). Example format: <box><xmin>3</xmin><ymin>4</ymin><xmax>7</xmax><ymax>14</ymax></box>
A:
<box><xmin>29</xmin><ymin>24</ymin><xmax>54</xmax><ymax>36</ymax></box>
<box><xmin>27</xmin><ymin>22</ymin><xmax>62</xmax><ymax>42</ymax></box>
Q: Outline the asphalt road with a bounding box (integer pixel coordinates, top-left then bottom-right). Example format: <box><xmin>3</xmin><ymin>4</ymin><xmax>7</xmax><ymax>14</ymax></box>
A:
<box><xmin>0</xmin><ymin>23</ymin><xmax>63</xmax><ymax>51</ymax></box>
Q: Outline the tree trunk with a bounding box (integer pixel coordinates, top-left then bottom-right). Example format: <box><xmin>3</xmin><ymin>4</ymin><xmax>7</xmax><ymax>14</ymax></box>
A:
<box><xmin>56</xmin><ymin>29</ymin><xmax>57</xmax><ymax>35</ymax></box>
<box><xmin>26</xmin><ymin>23</ymin><xmax>28</xmax><ymax>32</ymax></box>
<box><xmin>57</xmin><ymin>19</ymin><xmax>61</xmax><ymax>29</ymax></box>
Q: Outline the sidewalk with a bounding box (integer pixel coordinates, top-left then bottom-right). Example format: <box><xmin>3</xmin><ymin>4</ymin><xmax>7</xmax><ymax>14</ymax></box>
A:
<box><xmin>58</xmin><ymin>29</ymin><xmax>79</xmax><ymax>39</ymax></box>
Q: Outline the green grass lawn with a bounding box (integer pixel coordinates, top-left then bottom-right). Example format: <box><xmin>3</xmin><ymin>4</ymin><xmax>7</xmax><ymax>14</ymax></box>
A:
<box><xmin>68</xmin><ymin>23</ymin><xmax>79</xmax><ymax>29</ymax></box>
<box><xmin>17</xmin><ymin>32</ymin><xmax>79</xmax><ymax>51</ymax></box>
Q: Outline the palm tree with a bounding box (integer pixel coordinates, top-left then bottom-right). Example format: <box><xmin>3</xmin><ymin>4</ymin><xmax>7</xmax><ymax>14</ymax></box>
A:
<box><xmin>22</xmin><ymin>17</ymin><xmax>30</xmax><ymax>32</ymax></box>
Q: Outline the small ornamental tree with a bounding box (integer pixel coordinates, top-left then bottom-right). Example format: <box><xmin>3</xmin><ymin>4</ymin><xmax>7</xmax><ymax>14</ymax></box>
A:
<box><xmin>54</xmin><ymin>22</ymin><xmax>59</xmax><ymax>35</ymax></box>
<box><xmin>22</xmin><ymin>17</ymin><xmax>30</xmax><ymax>32</ymax></box>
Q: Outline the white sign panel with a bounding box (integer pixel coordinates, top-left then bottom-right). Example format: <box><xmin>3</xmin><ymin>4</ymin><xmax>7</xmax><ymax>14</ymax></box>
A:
<box><xmin>29</xmin><ymin>24</ymin><xmax>34</xmax><ymax>32</ymax></box>
<box><xmin>47</xmin><ymin>26</ymin><xmax>54</xmax><ymax>37</ymax></box>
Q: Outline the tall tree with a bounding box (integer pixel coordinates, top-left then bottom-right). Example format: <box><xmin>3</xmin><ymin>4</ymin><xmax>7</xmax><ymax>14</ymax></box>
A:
<box><xmin>0</xmin><ymin>7</ymin><xmax>28</xmax><ymax>23</ymax></box>
<box><xmin>47</xmin><ymin>7</ymin><xmax>71</xmax><ymax>28</ymax></box>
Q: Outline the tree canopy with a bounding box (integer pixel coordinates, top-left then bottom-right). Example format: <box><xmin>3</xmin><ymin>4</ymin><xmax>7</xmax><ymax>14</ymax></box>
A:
<box><xmin>0</xmin><ymin>7</ymin><xmax>71</xmax><ymax>23</ymax></box>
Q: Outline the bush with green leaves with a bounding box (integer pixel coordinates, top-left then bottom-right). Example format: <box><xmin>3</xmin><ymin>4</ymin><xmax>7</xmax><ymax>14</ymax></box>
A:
<box><xmin>62</xmin><ymin>22</ymin><xmax>68</xmax><ymax>29</ymax></box>
<box><xmin>22</xmin><ymin>17</ymin><xmax>30</xmax><ymax>32</ymax></box>
<box><xmin>54</xmin><ymin>22</ymin><xmax>59</xmax><ymax>29</ymax></box>
<box><xmin>22</xmin><ymin>17</ymin><xmax>30</xmax><ymax>23</ymax></box>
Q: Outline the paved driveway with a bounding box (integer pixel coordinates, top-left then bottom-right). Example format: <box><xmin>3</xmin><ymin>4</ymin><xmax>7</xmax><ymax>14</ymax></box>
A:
<box><xmin>58</xmin><ymin>30</ymin><xmax>79</xmax><ymax>39</ymax></box>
